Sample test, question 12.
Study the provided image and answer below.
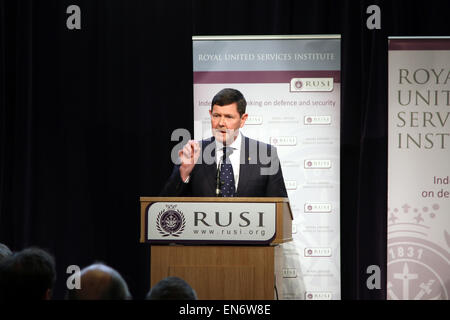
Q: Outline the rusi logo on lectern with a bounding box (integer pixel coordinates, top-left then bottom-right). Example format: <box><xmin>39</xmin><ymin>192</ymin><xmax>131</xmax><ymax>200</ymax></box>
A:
<box><xmin>304</xmin><ymin>248</ymin><xmax>332</xmax><ymax>257</ymax></box>
<box><xmin>193</xmin><ymin>211</ymin><xmax>265</xmax><ymax>228</ymax></box>
<box><xmin>290</xmin><ymin>78</ymin><xmax>334</xmax><ymax>92</ymax></box>
<box><xmin>147</xmin><ymin>202</ymin><xmax>276</xmax><ymax>243</ymax></box>
<box><xmin>156</xmin><ymin>205</ymin><xmax>186</xmax><ymax>237</ymax></box>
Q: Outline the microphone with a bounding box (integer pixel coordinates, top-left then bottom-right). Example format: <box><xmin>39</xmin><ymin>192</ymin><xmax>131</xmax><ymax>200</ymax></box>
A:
<box><xmin>216</xmin><ymin>158</ymin><xmax>222</xmax><ymax>196</ymax></box>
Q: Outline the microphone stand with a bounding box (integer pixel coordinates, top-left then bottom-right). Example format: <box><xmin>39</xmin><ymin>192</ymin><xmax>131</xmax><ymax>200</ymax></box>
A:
<box><xmin>216</xmin><ymin>158</ymin><xmax>222</xmax><ymax>197</ymax></box>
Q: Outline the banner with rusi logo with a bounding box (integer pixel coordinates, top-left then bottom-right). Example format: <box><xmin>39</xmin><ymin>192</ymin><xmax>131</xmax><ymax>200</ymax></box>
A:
<box><xmin>193</xmin><ymin>35</ymin><xmax>341</xmax><ymax>300</ymax></box>
<box><xmin>146</xmin><ymin>202</ymin><xmax>276</xmax><ymax>244</ymax></box>
<box><xmin>388</xmin><ymin>37</ymin><xmax>450</xmax><ymax>300</ymax></box>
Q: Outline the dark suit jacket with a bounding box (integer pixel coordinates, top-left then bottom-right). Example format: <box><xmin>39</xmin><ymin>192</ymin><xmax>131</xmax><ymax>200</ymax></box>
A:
<box><xmin>160</xmin><ymin>136</ymin><xmax>288</xmax><ymax>197</ymax></box>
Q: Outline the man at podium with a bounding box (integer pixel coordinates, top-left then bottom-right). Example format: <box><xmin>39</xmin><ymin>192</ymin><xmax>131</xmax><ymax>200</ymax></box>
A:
<box><xmin>161</xmin><ymin>88</ymin><xmax>287</xmax><ymax>198</ymax></box>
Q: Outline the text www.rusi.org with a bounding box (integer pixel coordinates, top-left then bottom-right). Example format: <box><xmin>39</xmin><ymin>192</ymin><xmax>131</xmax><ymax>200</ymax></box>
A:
<box><xmin>193</xmin><ymin>229</ymin><xmax>267</xmax><ymax>237</ymax></box>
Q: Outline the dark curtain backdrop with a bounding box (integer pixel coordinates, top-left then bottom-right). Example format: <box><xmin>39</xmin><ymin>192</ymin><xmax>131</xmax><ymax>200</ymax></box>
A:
<box><xmin>1</xmin><ymin>0</ymin><xmax>450</xmax><ymax>300</ymax></box>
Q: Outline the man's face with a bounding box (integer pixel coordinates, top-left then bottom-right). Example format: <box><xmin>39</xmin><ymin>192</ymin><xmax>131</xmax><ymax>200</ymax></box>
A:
<box><xmin>209</xmin><ymin>103</ymin><xmax>248</xmax><ymax>145</ymax></box>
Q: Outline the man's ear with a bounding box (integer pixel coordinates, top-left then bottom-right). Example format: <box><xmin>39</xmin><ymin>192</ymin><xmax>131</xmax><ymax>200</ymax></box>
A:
<box><xmin>240</xmin><ymin>113</ymin><xmax>248</xmax><ymax>127</ymax></box>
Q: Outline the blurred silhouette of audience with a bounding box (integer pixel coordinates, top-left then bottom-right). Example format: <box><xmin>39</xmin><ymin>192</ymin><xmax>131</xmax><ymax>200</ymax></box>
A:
<box><xmin>0</xmin><ymin>246</ymin><xmax>56</xmax><ymax>300</ymax></box>
<box><xmin>0</xmin><ymin>243</ymin><xmax>12</xmax><ymax>261</ymax></box>
<box><xmin>0</xmin><ymin>243</ymin><xmax>151</xmax><ymax>300</ymax></box>
<box><xmin>146</xmin><ymin>276</ymin><xmax>198</xmax><ymax>300</ymax></box>
<box><xmin>66</xmin><ymin>262</ymin><xmax>132</xmax><ymax>300</ymax></box>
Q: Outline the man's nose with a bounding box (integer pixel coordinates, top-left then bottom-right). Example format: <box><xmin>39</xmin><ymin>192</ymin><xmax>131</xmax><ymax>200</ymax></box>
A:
<box><xmin>218</xmin><ymin>116</ymin><xmax>226</xmax><ymax>126</ymax></box>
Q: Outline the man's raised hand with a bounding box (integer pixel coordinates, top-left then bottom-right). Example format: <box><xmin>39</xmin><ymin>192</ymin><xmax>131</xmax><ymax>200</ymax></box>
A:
<box><xmin>179</xmin><ymin>140</ymin><xmax>200</xmax><ymax>182</ymax></box>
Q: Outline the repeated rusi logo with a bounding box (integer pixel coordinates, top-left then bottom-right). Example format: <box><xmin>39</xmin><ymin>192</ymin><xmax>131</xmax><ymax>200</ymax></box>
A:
<box><xmin>270</xmin><ymin>136</ymin><xmax>297</xmax><ymax>146</ymax></box>
<box><xmin>304</xmin><ymin>203</ymin><xmax>332</xmax><ymax>214</ymax></box>
<box><xmin>245</xmin><ymin>115</ymin><xmax>263</xmax><ymax>125</ymax></box>
<box><xmin>291</xmin><ymin>224</ymin><xmax>297</xmax><ymax>234</ymax></box>
<box><xmin>304</xmin><ymin>248</ymin><xmax>332</xmax><ymax>257</ymax></box>
<box><xmin>304</xmin><ymin>159</ymin><xmax>332</xmax><ymax>169</ymax></box>
<box><xmin>282</xmin><ymin>268</ymin><xmax>297</xmax><ymax>278</ymax></box>
<box><xmin>285</xmin><ymin>180</ymin><xmax>297</xmax><ymax>190</ymax></box>
<box><xmin>304</xmin><ymin>115</ymin><xmax>332</xmax><ymax>125</ymax></box>
<box><xmin>305</xmin><ymin>292</ymin><xmax>333</xmax><ymax>300</ymax></box>
<box><xmin>156</xmin><ymin>205</ymin><xmax>186</xmax><ymax>237</ymax></box>
<box><xmin>290</xmin><ymin>78</ymin><xmax>334</xmax><ymax>92</ymax></box>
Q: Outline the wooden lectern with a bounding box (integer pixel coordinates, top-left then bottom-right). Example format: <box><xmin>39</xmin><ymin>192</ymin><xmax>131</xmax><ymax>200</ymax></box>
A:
<box><xmin>140</xmin><ymin>197</ymin><xmax>292</xmax><ymax>300</ymax></box>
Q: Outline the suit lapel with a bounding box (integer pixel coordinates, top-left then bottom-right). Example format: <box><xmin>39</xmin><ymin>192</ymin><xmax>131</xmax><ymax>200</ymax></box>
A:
<box><xmin>202</xmin><ymin>138</ymin><xmax>218</xmax><ymax>193</ymax></box>
<box><xmin>236</xmin><ymin>136</ymin><xmax>250</xmax><ymax>195</ymax></box>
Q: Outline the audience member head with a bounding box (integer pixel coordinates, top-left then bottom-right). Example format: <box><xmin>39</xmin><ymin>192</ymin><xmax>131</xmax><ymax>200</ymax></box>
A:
<box><xmin>146</xmin><ymin>276</ymin><xmax>198</xmax><ymax>300</ymax></box>
<box><xmin>0</xmin><ymin>246</ymin><xmax>56</xmax><ymax>300</ymax></box>
<box><xmin>0</xmin><ymin>243</ymin><xmax>12</xmax><ymax>261</ymax></box>
<box><xmin>66</xmin><ymin>262</ymin><xmax>132</xmax><ymax>300</ymax></box>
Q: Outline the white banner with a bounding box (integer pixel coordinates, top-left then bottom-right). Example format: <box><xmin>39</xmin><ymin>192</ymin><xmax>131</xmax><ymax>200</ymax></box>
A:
<box><xmin>388</xmin><ymin>37</ymin><xmax>450</xmax><ymax>300</ymax></box>
<box><xmin>193</xmin><ymin>35</ymin><xmax>341</xmax><ymax>299</ymax></box>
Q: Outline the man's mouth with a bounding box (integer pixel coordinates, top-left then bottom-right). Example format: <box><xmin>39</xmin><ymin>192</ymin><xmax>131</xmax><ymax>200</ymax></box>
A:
<box><xmin>214</xmin><ymin>128</ymin><xmax>237</xmax><ymax>137</ymax></box>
